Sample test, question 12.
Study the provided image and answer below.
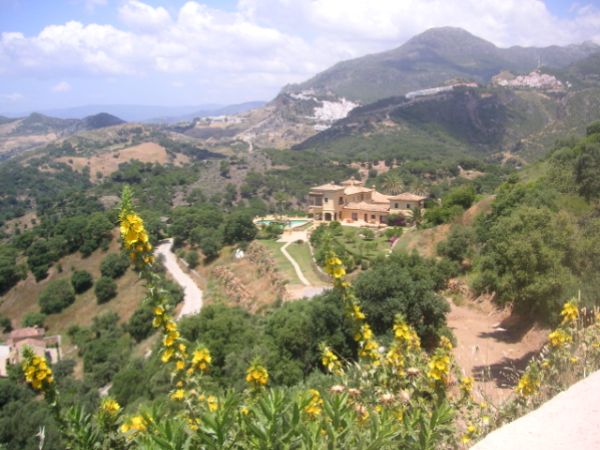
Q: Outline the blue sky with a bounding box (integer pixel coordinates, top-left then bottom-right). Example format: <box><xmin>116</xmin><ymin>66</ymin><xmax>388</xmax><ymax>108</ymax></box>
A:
<box><xmin>1</xmin><ymin>0</ymin><xmax>599</xmax><ymax>115</ymax></box>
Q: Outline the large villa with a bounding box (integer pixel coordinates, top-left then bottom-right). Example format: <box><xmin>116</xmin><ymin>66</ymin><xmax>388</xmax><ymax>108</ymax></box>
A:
<box><xmin>307</xmin><ymin>178</ymin><xmax>426</xmax><ymax>226</ymax></box>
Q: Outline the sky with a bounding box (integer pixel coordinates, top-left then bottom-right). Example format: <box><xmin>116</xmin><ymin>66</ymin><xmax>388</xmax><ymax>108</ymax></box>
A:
<box><xmin>1</xmin><ymin>0</ymin><xmax>600</xmax><ymax>114</ymax></box>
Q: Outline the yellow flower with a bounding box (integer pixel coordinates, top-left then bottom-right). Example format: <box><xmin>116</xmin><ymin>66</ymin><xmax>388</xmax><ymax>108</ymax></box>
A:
<box><xmin>304</xmin><ymin>389</ymin><xmax>323</xmax><ymax>418</ymax></box>
<box><xmin>207</xmin><ymin>395</ymin><xmax>218</xmax><ymax>412</ymax></box>
<box><xmin>321</xmin><ymin>346</ymin><xmax>342</xmax><ymax>374</ymax></box>
<box><xmin>101</xmin><ymin>398</ymin><xmax>121</xmax><ymax>415</ymax></box>
<box><xmin>352</xmin><ymin>303</ymin><xmax>366</xmax><ymax>320</ymax></box>
<box><xmin>175</xmin><ymin>360</ymin><xmax>185</xmax><ymax>371</ymax></box>
<box><xmin>560</xmin><ymin>301</ymin><xmax>579</xmax><ymax>324</ymax></box>
<box><xmin>21</xmin><ymin>353</ymin><xmax>53</xmax><ymax>392</ymax></box>
<box><xmin>192</xmin><ymin>347</ymin><xmax>212</xmax><ymax>372</ymax></box>
<box><xmin>245</xmin><ymin>363</ymin><xmax>269</xmax><ymax>388</ymax></box>
<box><xmin>121</xmin><ymin>415</ymin><xmax>147</xmax><ymax>433</ymax></box>
<box><xmin>460</xmin><ymin>376</ymin><xmax>474</xmax><ymax>393</ymax></box>
<box><xmin>170</xmin><ymin>389</ymin><xmax>185</xmax><ymax>401</ymax></box>
<box><xmin>516</xmin><ymin>371</ymin><xmax>540</xmax><ymax>397</ymax></box>
<box><xmin>161</xmin><ymin>347</ymin><xmax>174</xmax><ymax>363</ymax></box>
<box><xmin>240</xmin><ymin>406</ymin><xmax>250</xmax><ymax>416</ymax></box>
<box><xmin>427</xmin><ymin>353</ymin><xmax>451</xmax><ymax>383</ymax></box>
<box><xmin>548</xmin><ymin>329</ymin><xmax>571</xmax><ymax>348</ymax></box>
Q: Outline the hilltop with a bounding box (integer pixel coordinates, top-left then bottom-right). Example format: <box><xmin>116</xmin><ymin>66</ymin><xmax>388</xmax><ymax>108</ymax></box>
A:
<box><xmin>284</xmin><ymin>27</ymin><xmax>598</xmax><ymax>103</ymax></box>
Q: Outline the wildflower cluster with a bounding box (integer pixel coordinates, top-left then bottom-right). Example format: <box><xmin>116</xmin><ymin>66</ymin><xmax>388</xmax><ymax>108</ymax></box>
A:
<box><xmin>22</xmin><ymin>350</ymin><xmax>54</xmax><ymax>392</ymax></box>
<box><xmin>119</xmin><ymin>186</ymin><xmax>154</xmax><ymax>267</ymax></box>
<box><xmin>245</xmin><ymin>362</ymin><xmax>269</xmax><ymax>389</ymax></box>
<box><xmin>303</xmin><ymin>389</ymin><xmax>323</xmax><ymax>418</ymax></box>
<box><xmin>320</xmin><ymin>344</ymin><xmax>342</xmax><ymax>375</ymax></box>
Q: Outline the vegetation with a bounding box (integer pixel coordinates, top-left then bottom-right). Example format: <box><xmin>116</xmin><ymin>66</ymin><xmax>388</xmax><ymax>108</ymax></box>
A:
<box><xmin>71</xmin><ymin>270</ymin><xmax>93</xmax><ymax>294</ymax></box>
<box><xmin>94</xmin><ymin>276</ymin><xmax>117</xmax><ymax>304</ymax></box>
<box><xmin>38</xmin><ymin>279</ymin><xmax>76</xmax><ymax>314</ymax></box>
<box><xmin>100</xmin><ymin>253</ymin><xmax>130</xmax><ymax>279</ymax></box>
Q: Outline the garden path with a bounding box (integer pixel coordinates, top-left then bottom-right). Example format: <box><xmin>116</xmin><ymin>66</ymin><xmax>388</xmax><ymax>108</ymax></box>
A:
<box><xmin>156</xmin><ymin>239</ymin><xmax>203</xmax><ymax>319</ymax></box>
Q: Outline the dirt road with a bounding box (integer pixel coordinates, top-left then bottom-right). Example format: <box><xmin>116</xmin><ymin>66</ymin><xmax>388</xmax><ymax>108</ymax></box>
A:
<box><xmin>156</xmin><ymin>239</ymin><xmax>203</xmax><ymax>319</ymax></box>
<box><xmin>447</xmin><ymin>299</ymin><xmax>548</xmax><ymax>403</ymax></box>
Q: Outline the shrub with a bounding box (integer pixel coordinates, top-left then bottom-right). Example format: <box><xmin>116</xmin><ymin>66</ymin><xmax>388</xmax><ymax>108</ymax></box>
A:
<box><xmin>185</xmin><ymin>251</ymin><xmax>199</xmax><ymax>269</ymax></box>
<box><xmin>126</xmin><ymin>306</ymin><xmax>154</xmax><ymax>342</ymax></box>
<box><xmin>22</xmin><ymin>312</ymin><xmax>46</xmax><ymax>328</ymax></box>
<box><xmin>71</xmin><ymin>270</ymin><xmax>93</xmax><ymax>294</ymax></box>
<box><xmin>94</xmin><ymin>276</ymin><xmax>117</xmax><ymax>304</ymax></box>
<box><xmin>100</xmin><ymin>253</ymin><xmax>129</xmax><ymax>279</ymax></box>
<box><xmin>0</xmin><ymin>314</ymin><xmax>12</xmax><ymax>332</ymax></box>
<box><xmin>38</xmin><ymin>279</ymin><xmax>76</xmax><ymax>314</ymax></box>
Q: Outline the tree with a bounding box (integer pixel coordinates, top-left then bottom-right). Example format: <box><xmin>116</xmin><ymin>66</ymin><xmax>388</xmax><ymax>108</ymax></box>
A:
<box><xmin>437</xmin><ymin>225</ymin><xmax>474</xmax><ymax>265</ymax></box>
<box><xmin>126</xmin><ymin>306</ymin><xmax>154</xmax><ymax>342</ymax></box>
<box><xmin>223</xmin><ymin>213</ymin><xmax>257</xmax><ymax>244</ymax></box>
<box><xmin>21</xmin><ymin>312</ymin><xmax>46</xmax><ymax>328</ymax></box>
<box><xmin>575</xmin><ymin>142</ymin><xmax>600</xmax><ymax>201</ymax></box>
<box><xmin>38</xmin><ymin>279</ymin><xmax>76</xmax><ymax>314</ymax></box>
<box><xmin>185</xmin><ymin>251</ymin><xmax>199</xmax><ymax>269</ymax></box>
<box><xmin>354</xmin><ymin>253</ymin><xmax>450</xmax><ymax>348</ymax></box>
<box><xmin>94</xmin><ymin>276</ymin><xmax>117</xmax><ymax>304</ymax></box>
<box><xmin>380</xmin><ymin>172</ymin><xmax>404</xmax><ymax>195</ymax></box>
<box><xmin>100</xmin><ymin>253</ymin><xmax>129</xmax><ymax>279</ymax></box>
<box><xmin>0</xmin><ymin>314</ymin><xmax>11</xmax><ymax>333</ymax></box>
<box><xmin>71</xmin><ymin>270</ymin><xmax>93</xmax><ymax>294</ymax></box>
<box><xmin>0</xmin><ymin>246</ymin><xmax>21</xmax><ymax>295</ymax></box>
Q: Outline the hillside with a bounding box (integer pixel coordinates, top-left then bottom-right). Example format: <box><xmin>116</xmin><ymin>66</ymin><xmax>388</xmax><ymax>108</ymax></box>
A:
<box><xmin>284</xmin><ymin>27</ymin><xmax>598</xmax><ymax>104</ymax></box>
<box><xmin>0</xmin><ymin>112</ymin><xmax>126</xmax><ymax>159</ymax></box>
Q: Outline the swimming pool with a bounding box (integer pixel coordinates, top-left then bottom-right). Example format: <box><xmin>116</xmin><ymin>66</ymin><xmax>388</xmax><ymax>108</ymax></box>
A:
<box><xmin>256</xmin><ymin>219</ymin><xmax>312</xmax><ymax>229</ymax></box>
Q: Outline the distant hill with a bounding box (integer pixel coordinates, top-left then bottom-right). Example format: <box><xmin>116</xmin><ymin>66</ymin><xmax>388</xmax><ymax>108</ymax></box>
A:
<box><xmin>0</xmin><ymin>112</ymin><xmax>126</xmax><ymax>159</ymax></box>
<box><xmin>293</xmin><ymin>82</ymin><xmax>600</xmax><ymax>161</ymax></box>
<box><xmin>283</xmin><ymin>27</ymin><xmax>599</xmax><ymax>103</ymax></box>
<box><xmin>12</xmin><ymin>102</ymin><xmax>266</xmax><ymax>123</ymax></box>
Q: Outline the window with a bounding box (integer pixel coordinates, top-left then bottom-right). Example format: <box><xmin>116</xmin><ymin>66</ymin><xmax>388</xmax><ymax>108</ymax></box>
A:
<box><xmin>352</xmin><ymin>213</ymin><xmax>358</xmax><ymax>221</ymax></box>
<box><xmin>371</xmin><ymin>214</ymin><xmax>375</xmax><ymax>220</ymax></box>
<box><xmin>339</xmin><ymin>197</ymin><xmax>344</xmax><ymax>205</ymax></box>
<box><xmin>324</xmin><ymin>197</ymin><xmax>328</xmax><ymax>203</ymax></box>
<box><xmin>394</xmin><ymin>202</ymin><xmax>399</xmax><ymax>209</ymax></box>
<box><xmin>406</xmin><ymin>204</ymin><xmax>411</xmax><ymax>209</ymax></box>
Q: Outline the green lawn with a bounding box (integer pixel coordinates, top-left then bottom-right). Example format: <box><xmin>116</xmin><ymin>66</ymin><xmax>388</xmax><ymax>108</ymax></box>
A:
<box><xmin>257</xmin><ymin>240</ymin><xmax>301</xmax><ymax>284</ymax></box>
<box><xmin>285</xmin><ymin>241</ymin><xmax>329</xmax><ymax>286</ymax></box>
<box><xmin>336</xmin><ymin>227</ymin><xmax>392</xmax><ymax>260</ymax></box>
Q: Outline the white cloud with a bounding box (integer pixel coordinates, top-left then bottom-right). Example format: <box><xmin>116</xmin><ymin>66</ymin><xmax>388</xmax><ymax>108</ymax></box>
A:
<box><xmin>0</xmin><ymin>0</ymin><xmax>599</xmax><ymax>101</ymax></box>
<box><xmin>52</xmin><ymin>81</ymin><xmax>71</xmax><ymax>92</ymax></box>
<box><xmin>118</xmin><ymin>0</ymin><xmax>171</xmax><ymax>31</ymax></box>
<box><xmin>83</xmin><ymin>0</ymin><xmax>108</xmax><ymax>12</ymax></box>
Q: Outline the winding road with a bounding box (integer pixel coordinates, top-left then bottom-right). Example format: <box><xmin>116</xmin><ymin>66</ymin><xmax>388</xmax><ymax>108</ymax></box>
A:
<box><xmin>156</xmin><ymin>239</ymin><xmax>203</xmax><ymax>319</ymax></box>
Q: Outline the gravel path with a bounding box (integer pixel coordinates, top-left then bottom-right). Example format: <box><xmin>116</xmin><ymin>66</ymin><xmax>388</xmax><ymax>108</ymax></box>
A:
<box><xmin>156</xmin><ymin>239</ymin><xmax>203</xmax><ymax>319</ymax></box>
<box><xmin>472</xmin><ymin>370</ymin><xmax>600</xmax><ymax>449</ymax></box>
<box><xmin>280</xmin><ymin>241</ymin><xmax>310</xmax><ymax>286</ymax></box>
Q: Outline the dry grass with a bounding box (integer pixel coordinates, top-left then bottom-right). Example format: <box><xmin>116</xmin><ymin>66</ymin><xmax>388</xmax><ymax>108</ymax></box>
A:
<box><xmin>0</xmin><ymin>231</ymin><xmax>146</xmax><ymax>343</ymax></box>
<box><xmin>57</xmin><ymin>142</ymin><xmax>190</xmax><ymax>180</ymax></box>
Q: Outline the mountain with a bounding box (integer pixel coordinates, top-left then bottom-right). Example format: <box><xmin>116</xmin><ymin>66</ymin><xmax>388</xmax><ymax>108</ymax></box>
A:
<box><xmin>10</xmin><ymin>102</ymin><xmax>266</xmax><ymax>123</ymax></box>
<box><xmin>0</xmin><ymin>112</ymin><xmax>126</xmax><ymax>159</ymax></box>
<box><xmin>283</xmin><ymin>27</ymin><xmax>599</xmax><ymax>104</ymax></box>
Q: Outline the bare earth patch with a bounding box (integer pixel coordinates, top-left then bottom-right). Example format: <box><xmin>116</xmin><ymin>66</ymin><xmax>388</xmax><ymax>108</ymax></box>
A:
<box><xmin>448</xmin><ymin>298</ymin><xmax>548</xmax><ymax>403</ymax></box>
<box><xmin>57</xmin><ymin>142</ymin><xmax>190</xmax><ymax>179</ymax></box>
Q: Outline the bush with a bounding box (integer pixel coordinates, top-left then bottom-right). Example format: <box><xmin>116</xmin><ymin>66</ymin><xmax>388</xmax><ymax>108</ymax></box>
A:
<box><xmin>100</xmin><ymin>253</ymin><xmax>129</xmax><ymax>279</ymax></box>
<box><xmin>126</xmin><ymin>306</ymin><xmax>154</xmax><ymax>342</ymax></box>
<box><xmin>71</xmin><ymin>270</ymin><xmax>93</xmax><ymax>294</ymax></box>
<box><xmin>39</xmin><ymin>279</ymin><xmax>76</xmax><ymax>314</ymax></box>
<box><xmin>21</xmin><ymin>312</ymin><xmax>46</xmax><ymax>328</ymax></box>
<box><xmin>94</xmin><ymin>276</ymin><xmax>117</xmax><ymax>304</ymax></box>
<box><xmin>0</xmin><ymin>314</ymin><xmax>12</xmax><ymax>332</ymax></box>
<box><xmin>185</xmin><ymin>251</ymin><xmax>199</xmax><ymax>269</ymax></box>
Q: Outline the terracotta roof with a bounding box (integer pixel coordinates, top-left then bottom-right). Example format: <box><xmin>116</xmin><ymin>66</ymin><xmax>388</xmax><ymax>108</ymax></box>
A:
<box><xmin>371</xmin><ymin>191</ymin><xmax>391</xmax><ymax>203</ymax></box>
<box><xmin>387</xmin><ymin>192</ymin><xmax>427</xmax><ymax>201</ymax></box>
<box><xmin>343</xmin><ymin>186</ymin><xmax>372</xmax><ymax>195</ymax></box>
<box><xmin>310</xmin><ymin>183</ymin><xmax>344</xmax><ymax>192</ymax></box>
<box><xmin>9</xmin><ymin>327</ymin><xmax>44</xmax><ymax>340</ymax></box>
<box><xmin>344</xmin><ymin>202</ymin><xmax>390</xmax><ymax>213</ymax></box>
<box><xmin>341</xmin><ymin>177</ymin><xmax>364</xmax><ymax>186</ymax></box>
